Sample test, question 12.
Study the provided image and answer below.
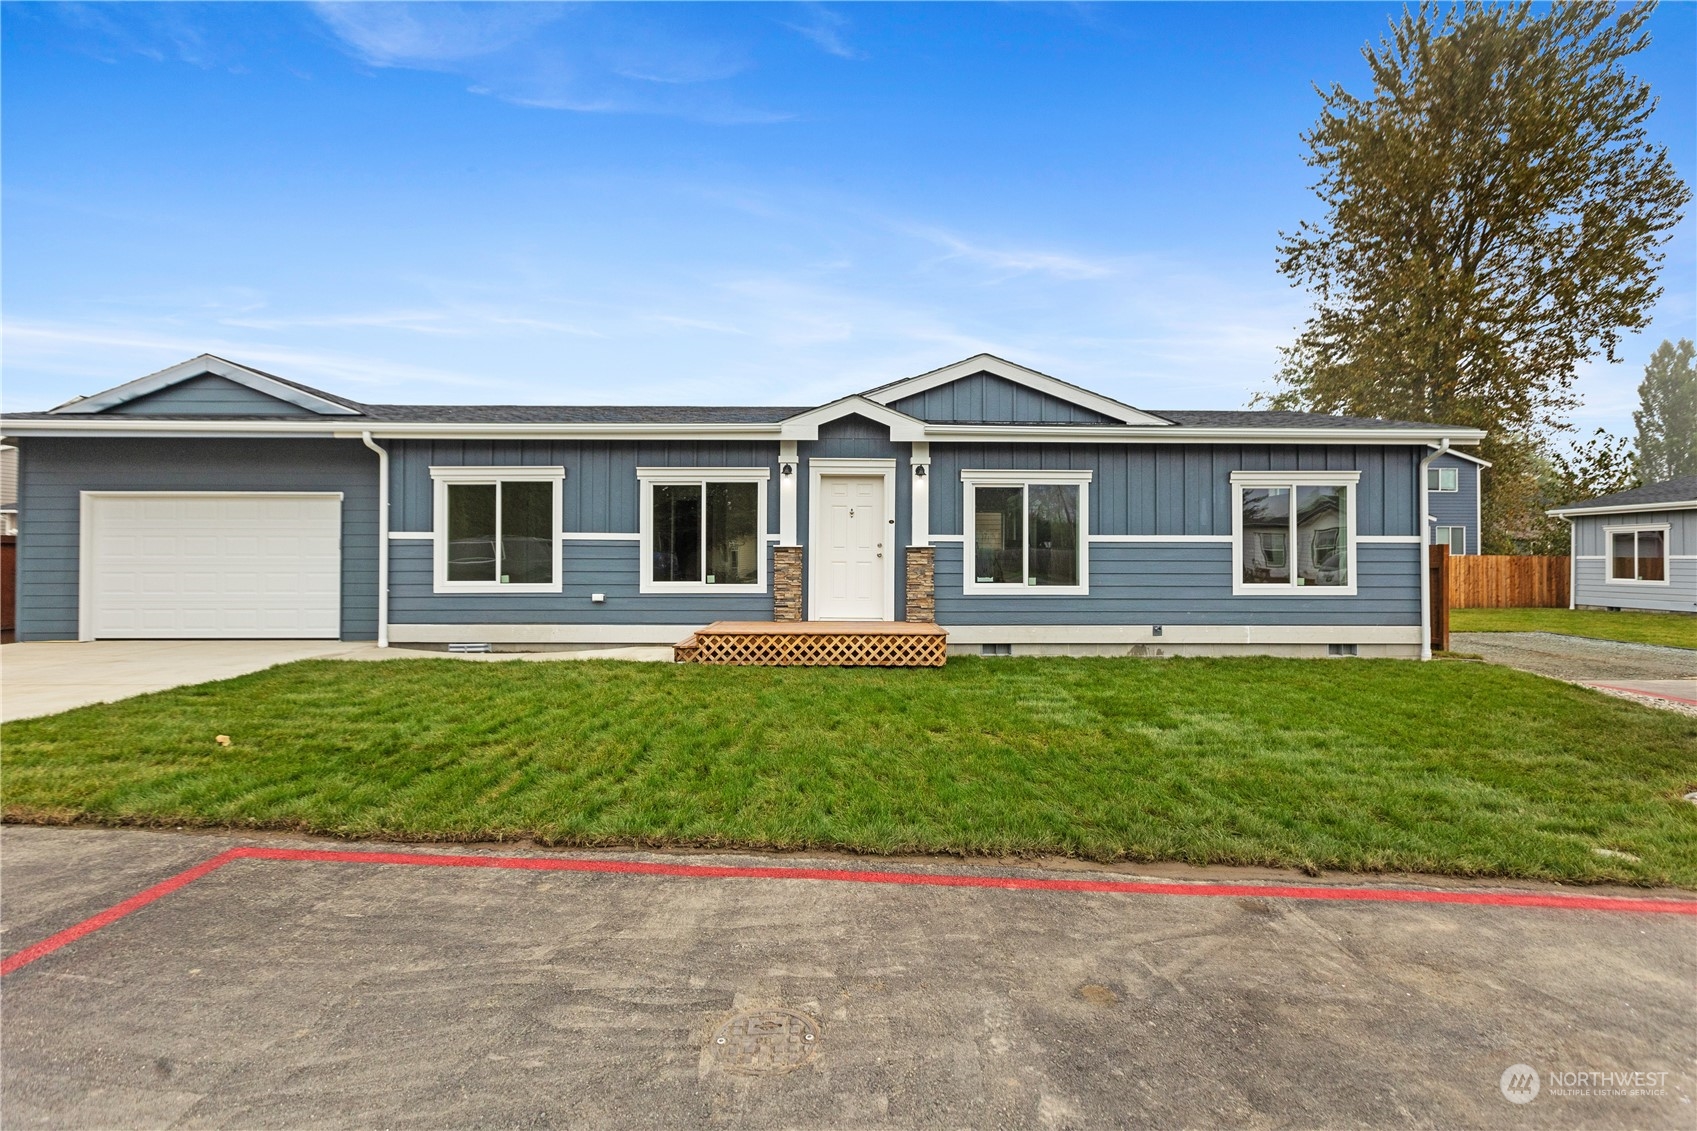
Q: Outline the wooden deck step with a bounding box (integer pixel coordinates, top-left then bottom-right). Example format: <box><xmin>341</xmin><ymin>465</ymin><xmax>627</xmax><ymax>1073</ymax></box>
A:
<box><xmin>675</xmin><ymin>621</ymin><xmax>947</xmax><ymax>668</ymax></box>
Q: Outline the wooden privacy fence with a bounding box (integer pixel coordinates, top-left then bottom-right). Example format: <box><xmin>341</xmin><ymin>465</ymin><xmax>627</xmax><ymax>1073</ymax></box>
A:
<box><xmin>1448</xmin><ymin>554</ymin><xmax>1570</xmax><ymax>609</ymax></box>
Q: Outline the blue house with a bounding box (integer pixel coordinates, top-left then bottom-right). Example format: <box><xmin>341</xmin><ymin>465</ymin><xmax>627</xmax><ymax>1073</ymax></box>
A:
<box><xmin>1425</xmin><ymin>449</ymin><xmax>1488</xmax><ymax>555</ymax></box>
<box><xmin>2</xmin><ymin>353</ymin><xmax>1486</xmax><ymax>658</ymax></box>
<box><xmin>1548</xmin><ymin>476</ymin><xmax>1697</xmax><ymax>615</ymax></box>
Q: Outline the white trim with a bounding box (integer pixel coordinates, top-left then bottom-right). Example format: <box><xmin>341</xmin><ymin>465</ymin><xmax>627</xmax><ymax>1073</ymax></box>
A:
<box><xmin>1548</xmin><ymin>500</ymin><xmax>1697</xmax><ymax>517</ymax></box>
<box><xmin>860</xmin><ymin>354</ymin><xmax>1169</xmax><ymax>427</ymax></box>
<box><xmin>429</xmin><ymin>467</ymin><xmax>565</xmax><ymax>594</ymax></box>
<box><xmin>52</xmin><ymin>355</ymin><xmax>360</xmax><ymax>416</ymax></box>
<box><xmin>1575</xmin><ymin>555</ymin><xmax>1607</xmax><ymax>560</ymax></box>
<box><xmin>807</xmin><ymin>458</ymin><xmax>898</xmax><ymax>620</ymax></box>
<box><xmin>910</xmin><ymin>441</ymin><xmax>931</xmax><ymax>547</ymax></box>
<box><xmin>961</xmin><ymin>470</ymin><xmax>1092</xmax><ymax>597</ymax></box>
<box><xmin>637</xmin><ymin>468</ymin><xmax>770</xmax><ymax>595</ymax></box>
<box><xmin>361</xmin><ymin>432</ymin><xmax>389</xmax><ymax>647</ymax></box>
<box><xmin>389</xmin><ymin>531</ymin><xmax>434</xmax><ymax>540</ymax></box>
<box><xmin>778</xmin><ymin>396</ymin><xmax>927</xmax><ymax>442</ymax></box>
<box><xmin>779</xmin><ymin>440</ymin><xmax>799</xmax><ymax>545</ymax></box>
<box><xmin>918</xmin><ymin>424</ymin><xmax>1485</xmax><ymax>445</ymax></box>
<box><xmin>78</xmin><ymin>491</ymin><xmax>345</xmax><ymax>642</ymax></box>
<box><xmin>1358</xmin><ymin>535</ymin><xmax>1422</xmax><ymax>544</ymax></box>
<box><xmin>1088</xmin><ymin>534</ymin><xmax>1232</xmax><ymax>544</ymax></box>
<box><xmin>1430</xmin><ymin>447</ymin><xmax>1493</xmax><ymax>468</ymax></box>
<box><xmin>943</xmin><ymin>624</ymin><xmax>1422</xmax><ymax>645</ymax></box>
<box><xmin>1602</xmin><ymin>523</ymin><xmax>1673</xmax><ymax>586</ymax></box>
<box><xmin>389</xmin><ymin>623</ymin><xmax>703</xmax><ymax>645</ymax></box>
<box><xmin>928</xmin><ymin>533</ymin><xmax>965</xmax><ymax>543</ymax></box>
<box><xmin>1426</xmin><ymin>465</ymin><xmax>1460</xmax><ymax>493</ymax></box>
<box><xmin>560</xmin><ymin>532</ymin><xmax>640</xmax><ymax>541</ymax></box>
<box><xmin>1229</xmin><ymin>472</ymin><xmax>1361</xmax><ymax>597</ymax></box>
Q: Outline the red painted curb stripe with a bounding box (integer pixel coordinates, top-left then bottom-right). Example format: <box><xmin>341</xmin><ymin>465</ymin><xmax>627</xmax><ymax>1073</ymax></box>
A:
<box><xmin>5</xmin><ymin>845</ymin><xmax>1693</xmax><ymax>977</ymax></box>
<box><xmin>1586</xmin><ymin>683</ymin><xmax>1697</xmax><ymax>706</ymax></box>
<box><xmin>0</xmin><ymin>849</ymin><xmax>243</xmax><ymax>976</ymax></box>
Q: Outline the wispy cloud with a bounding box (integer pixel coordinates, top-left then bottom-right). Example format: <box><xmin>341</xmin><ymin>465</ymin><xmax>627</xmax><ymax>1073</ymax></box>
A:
<box><xmin>897</xmin><ymin>223</ymin><xmax>1118</xmax><ymax>282</ymax></box>
<box><xmin>782</xmin><ymin>5</ymin><xmax>863</xmax><ymax>60</ymax></box>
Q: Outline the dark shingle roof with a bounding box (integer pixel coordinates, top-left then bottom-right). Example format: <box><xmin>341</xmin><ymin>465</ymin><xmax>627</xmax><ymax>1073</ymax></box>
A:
<box><xmin>354</xmin><ymin>404</ymin><xmax>808</xmax><ymax>424</ymax></box>
<box><xmin>1149</xmin><ymin>409</ymin><xmax>1443</xmax><ymax>429</ymax></box>
<box><xmin>1550</xmin><ymin>476</ymin><xmax>1697</xmax><ymax>513</ymax></box>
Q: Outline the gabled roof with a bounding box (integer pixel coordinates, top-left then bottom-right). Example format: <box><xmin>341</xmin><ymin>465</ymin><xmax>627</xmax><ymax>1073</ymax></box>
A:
<box><xmin>51</xmin><ymin>354</ymin><xmax>364</xmax><ymax>416</ymax></box>
<box><xmin>1547</xmin><ymin>475</ymin><xmax>1697</xmax><ymax>516</ymax></box>
<box><xmin>861</xmin><ymin>354</ymin><xmax>1170</xmax><ymax>427</ymax></box>
<box><xmin>776</xmin><ymin>396</ymin><xmax>927</xmax><ymax>441</ymax></box>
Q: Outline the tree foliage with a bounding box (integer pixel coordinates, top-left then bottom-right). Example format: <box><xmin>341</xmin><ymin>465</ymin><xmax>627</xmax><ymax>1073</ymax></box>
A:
<box><xmin>1633</xmin><ymin>338</ymin><xmax>1697</xmax><ymax>481</ymax></box>
<box><xmin>1268</xmin><ymin>1</ymin><xmax>1689</xmax><ymax>549</ymax></box>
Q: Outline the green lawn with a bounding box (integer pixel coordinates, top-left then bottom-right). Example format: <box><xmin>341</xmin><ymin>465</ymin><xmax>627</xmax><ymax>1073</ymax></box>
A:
<box><xmin>3</xmin><ymin>656</ymin><xmax>1695</xmax><ymax>887</ymax></box>
<box><xmin>1451</xmin><ymin>608</ymin><xmax>1697</xmax><ymax>649</ymax></box>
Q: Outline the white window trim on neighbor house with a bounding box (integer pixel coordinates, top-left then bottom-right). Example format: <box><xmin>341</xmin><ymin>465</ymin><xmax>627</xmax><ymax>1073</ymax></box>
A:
<box><xmin>1230</xmin><ymin>470</ymin><xmax>1361</xmax><ymax>597</ymax></box>
<box><xmin>1604</xmin><ymin>523</ymin><xmax>1671</xmax><ymax>585</ymax></box>
<box><xmin>1426</xmin><ymin>466</ymin><xmax>1459</xmax><ymax>492</ymax></box>
<box><xmin>637</xmin><ymin>467</ymin><xmax>770</xmax><ymax>595</ymax></box>
<box><xmin>961</xmin><ymin>469</ymin><xmax>1092</xmax><ymax>596</ymax></box>
<box><xmin>1433</xmin><ymin>525</ymin><xmax>1466</xmax><ymax>554</ymax></box>
<box><xmin>430</xmin><ymin>465</ymin><xmax>565</xmax><ymax>594</ymax></box>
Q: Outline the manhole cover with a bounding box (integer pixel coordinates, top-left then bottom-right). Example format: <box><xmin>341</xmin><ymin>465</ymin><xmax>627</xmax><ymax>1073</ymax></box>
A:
<box><xmin>710</xmin><ymin>1008</ymin><xmax>820</xmax><ymax>1075</ymax></box>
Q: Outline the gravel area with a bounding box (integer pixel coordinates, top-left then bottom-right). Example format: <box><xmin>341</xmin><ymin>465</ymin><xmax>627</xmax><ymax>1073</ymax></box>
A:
<box><xmin>1450</xmin><ymin>631</ymin><xmax>1697</xmax><ymax>681</ymax></box>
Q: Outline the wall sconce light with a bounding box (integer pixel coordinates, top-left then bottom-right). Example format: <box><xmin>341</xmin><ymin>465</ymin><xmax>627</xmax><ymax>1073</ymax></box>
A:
<box><xmin>914</xmin><ymin>465</ymin><xmax>927</xmax><ymax>478</ymax></box>
<box><xmin>781</xmin><ymin>463</ymin><xmax>795</xmax><ymax>476</ymax></box>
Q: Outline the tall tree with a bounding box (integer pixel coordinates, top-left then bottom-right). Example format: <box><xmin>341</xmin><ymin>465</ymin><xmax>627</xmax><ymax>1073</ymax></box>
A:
<box><xmin>1633</xmin><ymin>338</ymin><xmax>1697</xmax><ymax>481</ymax></box>
<box><xmin>1268</xmin><ymin>1</ymin><xmax>1689</xmax><ymax>550</ymax></box>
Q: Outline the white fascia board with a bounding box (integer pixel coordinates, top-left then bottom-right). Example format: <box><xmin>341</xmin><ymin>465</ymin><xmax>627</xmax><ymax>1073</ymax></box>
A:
<box><xmin>924</xmin><ymin>424</ymin><xmax>1486</xmax><ymax>445</ymax></box>
<box><xmin>861</xmin><ymin>354</ymin><xmax>1169</xmax><ymax>427</ymax></box>
<box><xmin>1547</xmin><ymin>500</ymin><xmax>1697</xmax><ymax>517</ymax></box>
<box><xmin>778</xmin><ymin>396</ymin><xmax>927</xmax><ymax>441</ymax></box>
<box><xmin>1430</xmin><ymin>446</ymin><xmax>1493</xmax><ymax>467</ymax></box>
<box><xmin>50</xmin><ymin>355</ymin><xmax>361</xmax><ymax>417</ymax></box>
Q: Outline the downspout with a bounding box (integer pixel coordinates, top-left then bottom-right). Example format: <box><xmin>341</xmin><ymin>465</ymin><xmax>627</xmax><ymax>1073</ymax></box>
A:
<box><xmin>1566</xmin><ymin>516</ymin><xmax>1576</xmax><ymax>609</ymax></box>
<box><xmin>360</xmin><ymin>432</ymin><xmax>389</xmax><ymax>647</ymax></box>
<box><xmin>1418</xmin><ymin>439</ymin><xmax>1451</xmax><ymax>660</ymax></box>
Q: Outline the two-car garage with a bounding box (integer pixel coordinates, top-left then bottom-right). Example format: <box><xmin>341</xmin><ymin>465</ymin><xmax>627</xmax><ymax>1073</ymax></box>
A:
<box><xmin>80</xmin><ymin>493</ymin><xmax>343</xmax><ymax>639</ymax></box>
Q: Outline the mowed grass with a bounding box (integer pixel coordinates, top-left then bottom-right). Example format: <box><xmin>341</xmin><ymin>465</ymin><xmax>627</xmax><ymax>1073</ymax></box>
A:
<box><xmin>1452</xmin><ymin>607</ymin><xmax>1697</xmax><ymax>650</ymax></box>
<box><xmin>3</xmin><ymin>656</ymin><xmax>1695</xmax><ymax>886</ymax></box>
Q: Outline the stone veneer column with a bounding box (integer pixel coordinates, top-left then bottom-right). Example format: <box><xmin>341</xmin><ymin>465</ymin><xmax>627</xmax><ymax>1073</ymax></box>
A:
<box><xmin>772</xmin><ymin>545</ymin><xmax>804</xmax><ymax>622</ymax></box>
<box><xmin>904</xmin><ymin>546</ymin><xmax>936</xmax><ymax>623</ymax></box>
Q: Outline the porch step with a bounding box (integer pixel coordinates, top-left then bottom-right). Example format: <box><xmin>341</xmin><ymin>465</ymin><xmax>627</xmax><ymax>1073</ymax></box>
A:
<box><xmin>674</xmin><ymin>621</ymin><xmax>947</xmax><ymax>668</ymax></box>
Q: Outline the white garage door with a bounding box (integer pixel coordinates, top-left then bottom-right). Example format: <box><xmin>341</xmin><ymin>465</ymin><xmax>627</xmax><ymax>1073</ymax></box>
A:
<box><xmin>85</xmin><ymin>493</ymin><xmax>342</xmax><ymax>639</ymax></box>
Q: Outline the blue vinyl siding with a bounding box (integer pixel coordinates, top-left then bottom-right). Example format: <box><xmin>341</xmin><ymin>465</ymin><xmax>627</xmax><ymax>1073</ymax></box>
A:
<box><xmin>104</xmin><ymin>374</ymin><xmax>319</xmax><ymax>416</ymax></box>
<box><xmin>1570</xmin><ymin>510</ymin><xmax>1697</xmax><ymax>613</ymax></box>
<box><xmin>928</xmin><ymin>443</ymin><xmax>1421</xmax><ymax>538</ymax></box>
<box><xmin>933</xmin><ymin>543</ymin><xmax>1420</xmax><ymax>625</ymax></box>
<box><xmin>13</xmin><ymin>437</ymin><xmax>378</xmax><ymax>641</ymax></box>
<box><xmin>891</xmin><ymin>372</ymin><xmax>1117</xmax><ymax>424</ymax></box>
<box><xmin>1427</xmin><ymin>453</ymin><xmax>1480</xmax><ymax>553</ymax></box>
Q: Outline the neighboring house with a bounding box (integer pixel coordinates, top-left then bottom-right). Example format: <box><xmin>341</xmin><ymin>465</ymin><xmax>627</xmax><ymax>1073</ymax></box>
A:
<box><xmin>1425</xmin><ymin>448</ymin><xmax>1488</xmax><ymax>555</ymax></box>
<box><xmin>0</xmin><ymin>444</ymin><xmax>17</xmax><ymax>536</ymax></box>
<box><xmin>1</xmin><ymin>353</ymin><xmax>1487</xmax><ymax>657</ymax></box>
<box><xmin>1547</xmin><ymin>477</ymin><xmax>1697</xmax><ymax>615</ymax></box>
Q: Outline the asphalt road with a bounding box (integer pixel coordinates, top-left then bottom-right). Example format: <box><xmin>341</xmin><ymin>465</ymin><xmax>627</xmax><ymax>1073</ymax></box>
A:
<box><xmin>2</xmin><ymin>826</ymin><xmax>1692</xmax><ymax>1130</ymax></box>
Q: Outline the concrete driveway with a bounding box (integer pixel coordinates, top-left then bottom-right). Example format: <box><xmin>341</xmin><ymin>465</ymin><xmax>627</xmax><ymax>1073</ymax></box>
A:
<box><xmin>0</xmin><ymin>640</ymin><xmax>671</xmax><ymax>723</ymax></box>
<box><xmin>2</xmin><ymin>825</ymin><xmax>1692</xmax><ymax>1129</ymax></box>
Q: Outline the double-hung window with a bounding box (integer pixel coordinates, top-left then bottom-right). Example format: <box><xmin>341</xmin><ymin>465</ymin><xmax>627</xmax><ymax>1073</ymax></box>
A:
<box><xmin>1607</xmin><ymin>526</ymin><xmax>1667</xmax><ymax>583</ymax></box>
<box><xmin>1231</xmin><ymin>471</ymin><xmax>1359</xmax><ymax>595</ymax></box>
<box><xmin>430</xmin><ymin>466</ymin><xmax>564</xmax><ymax>593</ymax></box>
<box><xmin>962</xmin><ymin>470</ymin><xmax>1090</xmax><ymax>595</ymax></box>
<box><xmin>638</xmin><ymin>468</ymin><xmax>769</xmax><ymax>593</ymax></box>
<box><xmin>1426</xmin><ymin>466</ymin><xmax>1459</xmax><ymax>492</ymax></box>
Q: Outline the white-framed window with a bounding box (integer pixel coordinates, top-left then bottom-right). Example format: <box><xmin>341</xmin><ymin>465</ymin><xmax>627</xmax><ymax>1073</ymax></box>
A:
<box><xmin>1231</xmin><ymin>471</ymin><xmax>1360</xmax><ymax>596</ymax></box>
<box><xmin>638</xmin><ymin>468</ymin><xmax>769</xmax><ymax>594</ymax></box>
<box><xmin>430</xmin><ymin>466</ymin><xmax>564</xmax><ymax>593</ymax></box>
<box><xmin>1606</xmin><ymin>525</ymin><xmax>1668</xmax><ymax>584</ymax></box>
<box><xmin>1426</xmin><ymin>466</ymin><xmax>1459</xmax><ymax>492</ymax></box>
<box><xmin>961</xmin><ymin>470</ymin><xmax>1091</xmax><ymax>595</ymax></box>
<box><xmin>1433</xmin><ymin>526</ymin><xmax>1466</xmax><ymax>554</ymax></box>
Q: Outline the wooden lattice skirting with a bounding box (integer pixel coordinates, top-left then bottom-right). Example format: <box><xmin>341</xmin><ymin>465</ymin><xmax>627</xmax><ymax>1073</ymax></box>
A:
<box><xmin>674</xmin><ymin>621</ymin><xmax>947</xmax><ymax>667</ymax></box>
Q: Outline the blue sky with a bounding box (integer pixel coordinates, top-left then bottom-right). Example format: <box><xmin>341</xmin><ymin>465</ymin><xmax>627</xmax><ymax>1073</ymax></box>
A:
<box><xmin>3</xmin><ymin>2</ymin><xmax>1692</xmax><ymax>436</ymax></box>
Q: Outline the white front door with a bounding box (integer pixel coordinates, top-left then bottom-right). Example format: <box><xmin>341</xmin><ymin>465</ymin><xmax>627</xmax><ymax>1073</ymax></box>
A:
<box><xmin>815</xmin><ymin>475</ymin><xmax>886</xmax><ymax>620</ymax></box>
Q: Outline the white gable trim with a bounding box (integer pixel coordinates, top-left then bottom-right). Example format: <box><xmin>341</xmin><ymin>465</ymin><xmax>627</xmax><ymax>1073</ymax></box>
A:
<box><xmin>1430</xmin><ymin>446</ymin><xmax>1492</xmax><ymax>468</ymax></box>
<box><xmin>778</xmin><ymin>395</ymin><xmax>927</xmax><ymax>441</ymax></box>
<box><xmin>51</xmin><ymin>355</ymin><xmax>362</xmax><ymax>417</ymax></box>
<box><xmin>860</xmin><ymin>354</ymin><xmax>1170</xmax><ymax>427</ymax></box>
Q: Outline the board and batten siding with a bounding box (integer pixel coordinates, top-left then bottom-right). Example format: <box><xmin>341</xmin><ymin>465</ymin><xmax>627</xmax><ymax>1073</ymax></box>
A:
<box><xmin>890</xmin><ymin>372</ymin><xmax>1119</xmax><ymax>424</ymax></box>
<box><xmin>12</xmin><ymin>437</ymin><xmax>379</xmax><ymax>641</ymax></box>
<box><xmin>104</xmin><ymin>373</ymin><xmax>319</xmax><ymax>416</ymax></box>
<box><xmin>1427</xmin><ymin>452</ymin><xmax>1480</xmax><ymax>553</ymax></box>
<box><xmin>1569</xmin><ymin>510</ymin><xmax>1697</xmax><ymax>614</ymax></box>
<box><xmin>385</xmin><ymin>438</ymin><xmax>781</xmax><ymax>627</ymax></box>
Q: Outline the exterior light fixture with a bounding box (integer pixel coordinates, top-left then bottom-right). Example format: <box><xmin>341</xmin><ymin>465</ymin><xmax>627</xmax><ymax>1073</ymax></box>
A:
<box><xmin>914</xmin><ymin>465</ymin><xmax>927</xmax><ymax>477</ymax></box>
<box><xmin>781</xmin><ymin>463</ymin><xmax>795</xmax><ymax>476</ymax></box>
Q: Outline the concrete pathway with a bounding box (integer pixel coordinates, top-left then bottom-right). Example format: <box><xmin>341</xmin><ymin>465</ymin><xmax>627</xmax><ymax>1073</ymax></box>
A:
<box><xmin>0</xmin><ymin>640</ymin><xmax>671</xmax><ymax>723</ymax></box>
<box><xmin>2</xmin><ymin>825</ymin><xmax>1691</xmax><ymax>1129</ymax></box>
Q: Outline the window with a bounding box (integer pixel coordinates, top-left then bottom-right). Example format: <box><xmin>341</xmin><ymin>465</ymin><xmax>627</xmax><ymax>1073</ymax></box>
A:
<box><xmin>430</xmin><ymin>466</ymin><xmax>564</xmax><ymax>593</ymax></box>
<box><xmin>1426</xmin><ymin>466</ymin><xmax>1459</xmax><ymax>492</ymax></box>
<box><xmin>1231</xmin><ymin>471</ymin><xmax>1360</xmax><ymax>595</ymax></box>
<box><xmin>962</xmin><ymin>471</ymin><xmax>1090</xmax><ymax>594</ymax></box>
<box><xmin>1607</xmin><ymin>526</ymin><xmax>1667</xmax><ymax>583</ymax></box>
<box><xmin>1432</xmin><ymin>526</ymin><xmax>1466</xmax><ymax>554</ymax></box>
<box><xmin>638</xmin><ymin>468</ymin><xmax>769</xmax><ymax>592</ymax></box>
